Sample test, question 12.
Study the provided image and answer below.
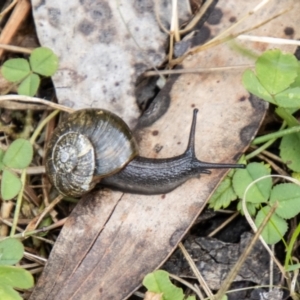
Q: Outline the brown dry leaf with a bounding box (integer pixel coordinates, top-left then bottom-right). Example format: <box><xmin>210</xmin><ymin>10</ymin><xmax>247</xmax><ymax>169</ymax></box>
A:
<box><xmin>31</xmin><ymin>0</ymin><xmax>191</xmax><ymax>126</ymax></box>
<box><xmin>30</xmin><ymin>0</ymin><xmax>300</xmax><ymax>300</ymax></box>
<box><xmin>164</xmin><ymin>232</ymin><xmax>279</xmax><ymax>290</ymax></box>
<box><xmin>144</xmin><ymin>291</ymin><xmax>163</xmax><ymax>300</ymax></box>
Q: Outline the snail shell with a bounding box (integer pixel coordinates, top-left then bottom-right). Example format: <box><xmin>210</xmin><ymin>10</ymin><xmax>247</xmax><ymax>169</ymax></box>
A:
<box><xmin>45</xmin><ymin>109</ymin><xmax>138</xmax><ymax>197</ymax></box>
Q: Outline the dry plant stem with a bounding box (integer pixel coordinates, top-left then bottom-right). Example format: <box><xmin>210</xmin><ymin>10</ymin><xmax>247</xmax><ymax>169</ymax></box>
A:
<box><xmin>215</xmin><ymin>203</ymin><xmax>278</xmax><ymax>300</ymax></box>
<box><xmin>0</xmin><ymin>43</ymin><xmax>32</xmax><ymax>54</ymax></box>
<box><xmin>168</xmin><ymin>0</ymin><xmax>179</xmax><ymax>60</ymax></box>
<box><xmin>207</xmin><ymin>211</ymin><xmax>239</xmax><ymax>237</ymax></box>
<box><xmin>0</xmin><ymin>216</ymin><xmax>23</xmax><ymax>233</ymax></box>
<box><xmin>0</xmin><ymin>100</ymin><xmax>53</xmax><ymax>110</ymax></box>
<box><xmin>0</xmin><ymin>215</ymin><xmax>53</xmax><ymax>243</ymax></box>
<box><xmin>178</xmin><ymin>242</ymin><xmax>213</xmax><ymax>299</ymax></box>
<box><xmin>12</xmin><ymin>166</ymin><xmax>45</xmax><ymax>175</ymax></box>
<box><xmin>154</xmin><ymin>0</ymin><xmax>169</xmax><ymax>34</ymax></box>
<box><xmin>290</xmin><ymin>259</ymin><xmax>298</xmax><ymax>299</ymax></box>
<box><xmin>168</xmin><ymin>34</ymin><xmax>174</xmax><ymax>62</ymax></box>
<box><xmin>0</xmin><ymin>0</ymin><xmax>18</xmax><ymax>18</ymax></box>
<box><xmin>29</xmin><ymin>267</ymin><xmax>44</xmax><ymax>275</ymax></box>
<box><xmin>0</xmin><ymin>95</ymin><xmax>74</xmax><ymax>112</ymax></box>
<box><xmin>237</xmin><ymin>35</ymin><xmax>300</xmax><ymax>46</ymax></box>
<box><xmin>180</xmin><ymin>0</ymin><xmax>214</xmax><ymax>34</ymax></box>
<box><xmin>270</xmin><ymin>244</ymin><xmax>274</xmax><ymax>291</ymax></box>
<box><xmin>206</xmin><ymin>0</ymin><xmax>271</xmax><ymax>46</ymax></box>
<box><xmin>24</xmin><ymin>251</ymin><xmax>47</xmax><ymax>263</ymax></box>
<box><xmin>256</xmin><ymin>154</ymin><xmax>289</xmax><ymax>176</ymax></box>
<box><xmin>169</xmin><ymin>273</ymin><xmax>205</xmax><ymax>300</ymax></box>
<box><xmin>0</xmin><ymin>200</ymin><xmax>14</xmax><ymax>236</ymax></box>
<box><xmin>144</xmin><ymin>65</ymin><xmax>252</xmax><ymax>77</ymax></box>
<box><xmin>170</xmin><ymin>7</ymin><xmax>290</xmax><ymax>67</ymax></box>
<box><xmin>260</xmin><ymin>149</ymin><xmax>284</xmax><ymax>164</ymax></box>
<box><xmin>2</xmin><ymin>218</ymin><xmax>30</xmax><ymax>225</ymax></box>
<box><xmin>156</xmin><ymin>0</ymin><xmax>215</xmax><ymax>35</ymax></box>
<box><xmin>246</xmin><ymin>139</ymin><xmax>276</xmax><ymax>160</ymax></box>
<box><xmin>42</xmin><ymin>174</ymin><xmax>50</xmax><ymax>206</ymax></box>
<box><xmin>3</xmin><ymin>217</ymin><xmax>67</xmax><ymax>241</ymax></box>
<box><xmin>26</xmin><ymin>194</ymin><xmax>63</xmax><ymax>231</ymax></box>
<box><xmin>0</xmin><ymin>0</ymin><xmax>32</xmax><ymax>58</ymax></box>
<box><xmin>23</xmin><ymin>186</ymin><xmax>40</xmax><ymax>207</ymax></box>
<box><xmin>20</xmin><ymin>262</ymin><xmax>41</xmax><ymax>269</ymax></box>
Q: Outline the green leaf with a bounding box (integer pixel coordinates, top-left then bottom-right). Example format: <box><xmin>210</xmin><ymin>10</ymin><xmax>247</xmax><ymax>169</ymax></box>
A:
<box><xmin>1</xmin><ymin>171</ymin><xmax>22</xmax><ymax>201</ymax></box>
<box><xmin>269</xmin><ymin>183</ymin><xmax>300</xmax><ymax>219</ymax></box>
<box><xmin>3</xmin><ymin>139</ymin><xmax>33</xmax><ymax>169</ymax></box>
<box><xmin>232</xmin><ymin>162</ymin><xmax>272</xmax><ymax>203</ymax></box>
<box><xmin>275</xmin><ymin>107</ymin><xmax>300</xmax><ymax>127</ymax></box>
<box><xmin>0</xmin><ymin>149</ymin><xmax>5</xmax><ymax>171</ymax></box>
<box><xmin>0</xmin><ymin>283</ymin><xmax>22</xmax><ymax>300</ymax></box>
<box><xmin>143</xmin><ymin>270</ymin><xmax>184</xmax><ymax>300</ymax></box>
<box><xmin>237</xmin><ymin>201</ymin><xmax>258</xmax><ymax>216</ymax></box>
<box><xmin>1</xmin><ymin>58</ymin><xmax>30</xmax><ymax>82</ymax></box>
<box><xmin>280</xmin><ymin>133</ymin><xmax>300</xmax><ymax>172</ymax></box>
<box><xmin>255</xmin><ymin>49</ymin><xmax>298</xmax><ymax>95</ymax></box>
<box><xmin>29</xmin><ymin>47</ymin><xmax>59</xmax><ymax>76</ymax></box>
<box><xmin>242</xmin><ymin>69</ymin><xmax>274</xmax><ymax>104</ymax></box>
<box><xmin>209</xmin><ymin>177</ymin><xmax>237</xmax><ymax>210</ymax></box>
<box><xmin>185</xmin><ymin>296</ymin><xmax>196</xmax><ymax>300</ymax></box>
<box><xmin>0</xmin><ymin>266</ymin><xmax>34</xmax><ymax>289</ymax></box>
<box><xmin>0</xmin><ymin>239</ymin><xmax>24</xmax><ymax>266</ymax></box>
<box><xmin>37</xmin><ymin>216</ymin><xmax>52</xmax><ymax>237</ymax></box>
<box><xmin>285</xmin><ymin>263</ymin><xmax>300</xmax><ymax>272</ymax></box>
<box><xmin>255</xmin><ymin>206</ymin><xmax>288</xmax><ymax>245</ymax></box>
<box><xmin>292</xmin><ymin>172</ymin><xmax>300</xmax><ymax>181</ymax></box>
<box><xmin>290</xmin><ymin>62</ymin><xmax>300</xmax><ymax>88</ymax></box>
<box><xmin>274</xmin><ymin>87</ymin><xmax>300</xmax><ymax>108</ymax></box>
<box><xmin>17</xmin><ymin>73</ymin><xmax>40</xmax><ymax>96</ymax></box>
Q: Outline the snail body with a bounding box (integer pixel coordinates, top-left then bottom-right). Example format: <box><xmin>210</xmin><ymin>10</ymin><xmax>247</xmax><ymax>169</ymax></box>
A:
<box><xmin>45</xmin><ymin>109</ymin><xmax>244</xmax><ymax>197</ymax></box>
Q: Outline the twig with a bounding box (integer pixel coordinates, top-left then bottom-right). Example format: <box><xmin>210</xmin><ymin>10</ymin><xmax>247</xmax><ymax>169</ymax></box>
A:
<box><xmin>178</xmin><ymin>242</ymin><xmax>213</xmax><ymax>299</ymax></box>
<box><xmin>215</xmin><ymin>202</ymin><xmax>278</xmax><ymax>299</ymax></box>
<box><xmin>0</xmin><ymin>0</ymin><xmax>32</xmax><ymax>58</ymax></box>
<box><xmin>0</xmin><ymin>95</ymin><xmax>74</xmax><ymax>112</ymax></box>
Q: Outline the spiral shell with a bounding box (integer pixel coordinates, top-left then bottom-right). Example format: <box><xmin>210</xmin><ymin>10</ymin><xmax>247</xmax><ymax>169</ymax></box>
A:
<box><xmin>45</xmin><ymin>109</ymin><xmax>139</xmax><ymax>197</ymax></box>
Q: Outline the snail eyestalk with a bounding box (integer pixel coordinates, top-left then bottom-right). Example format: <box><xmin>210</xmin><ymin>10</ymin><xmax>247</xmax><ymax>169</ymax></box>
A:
<box><xmin>187</xmin><ymin>108</ymin><xmax>245</xmax><ymax>173</ymax></box>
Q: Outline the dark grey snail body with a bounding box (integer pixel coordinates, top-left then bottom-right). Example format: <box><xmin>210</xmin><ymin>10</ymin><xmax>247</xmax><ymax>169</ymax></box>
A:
<box><xmin>45</xmin><ymin>108</ymin><xmax>244</xmax><ymax>197</ymax></box>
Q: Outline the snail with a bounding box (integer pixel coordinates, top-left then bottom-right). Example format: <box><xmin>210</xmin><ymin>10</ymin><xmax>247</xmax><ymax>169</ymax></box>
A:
<box><xmin>45</xmin><ymin>108</ymin><xmax>245</xmax><ymax>197</ymax></box>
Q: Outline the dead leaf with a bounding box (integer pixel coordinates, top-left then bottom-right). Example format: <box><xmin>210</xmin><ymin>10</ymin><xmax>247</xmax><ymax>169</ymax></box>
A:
<box><xmin>164</xmin><ymin>232</ymin><xmax>280</xmax><ymax>290</ymax></box>
<box><xmin>144</xmin><ymin>291</ymin><xmax>163</xmax><ymax>300</ymax></box>
<box><xmin>31</xmin><ymin>0</ymin><xmax>191</xmax><ymax>126</ymax></box>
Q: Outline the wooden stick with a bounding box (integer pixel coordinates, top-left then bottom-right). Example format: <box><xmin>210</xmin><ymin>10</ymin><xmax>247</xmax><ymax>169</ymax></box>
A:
<box><xmin>0</xmin><ymin>0</ymin><xmax>32</xmax><ymax>58</ymax></box>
